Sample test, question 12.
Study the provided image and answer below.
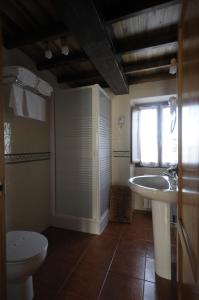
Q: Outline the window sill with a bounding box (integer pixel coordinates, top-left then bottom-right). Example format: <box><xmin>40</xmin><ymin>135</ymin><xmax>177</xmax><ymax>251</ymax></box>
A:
<box><xmin>133</xmin><ymin>163</ymin><xmax>169</xmax><ymax>168</ymax></box>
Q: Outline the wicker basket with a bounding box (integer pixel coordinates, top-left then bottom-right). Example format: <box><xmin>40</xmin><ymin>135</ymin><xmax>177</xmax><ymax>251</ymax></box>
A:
<box><xmin>109</xmin><ymin>185</ymin><xmax>132</xmax><ymax>223</ymax></box>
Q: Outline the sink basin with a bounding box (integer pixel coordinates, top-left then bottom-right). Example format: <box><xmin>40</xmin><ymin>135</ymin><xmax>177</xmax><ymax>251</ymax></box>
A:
<box><xmin>129</xmin><ymin>175</ymin><xmax>177</xmax><ymax>203</ymax></box>
<box><xmin>129</xmin><ymin>175</ymin><xmax>178</xmax><ymax>280</ymax></box>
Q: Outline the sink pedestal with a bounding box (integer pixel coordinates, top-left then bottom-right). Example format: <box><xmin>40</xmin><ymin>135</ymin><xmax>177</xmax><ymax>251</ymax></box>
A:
<box><xmin>152</xmin><ymin>200</ymin><xmax>171</xmax><ymax>280</ymax></box>
<box><xmin>128</xmin><ymin>175</ymin><xmax>177</xmax><ymax>281</ymax></box>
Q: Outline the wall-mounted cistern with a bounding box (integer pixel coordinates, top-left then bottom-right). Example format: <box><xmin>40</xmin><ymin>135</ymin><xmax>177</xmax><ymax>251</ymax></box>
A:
<box><xmin>129</xmin><ymin>174</ymin><xmax>177</xmax><ymax>280</ymax></box>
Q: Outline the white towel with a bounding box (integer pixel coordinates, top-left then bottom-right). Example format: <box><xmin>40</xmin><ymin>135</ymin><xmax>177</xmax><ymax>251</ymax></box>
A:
<box><xmin>36</xmin><ymin>78</ymin><xmax>53</xmax><ymax>96</ymax></box>
<box><xmin>9</xmin><ymin>83</ymin><xmax>25</xmax><ymax>117</ymax></box>
<box><xmin>4</xmin><ymin>66</ymin><xmax>53</xmax><ymax>97</ymax></box>
<box><xmin>4</xmin><ymin>66</ymin><xmax>37</xmax><ymax>88</ymax></box>
<box><xmin>24</xmin><ymin>90</ymin><xmax>46</xmax><ymax>121</ymax></box>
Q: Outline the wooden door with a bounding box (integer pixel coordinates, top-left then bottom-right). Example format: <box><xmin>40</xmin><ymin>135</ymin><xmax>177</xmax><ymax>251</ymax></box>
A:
<box><xmin>0</xmin><ymin>28</ymin><xmax>6</xmax><ymax>299</ymax></box>
<box><xmin>177</xmin><ymin>0</ymin><xmax>199</xmax><ymax>298</ymax></box>
<box><xmin>0</xmin><ymin>20</ymin><xmax>6</xmax><ymax>300</ymax></box>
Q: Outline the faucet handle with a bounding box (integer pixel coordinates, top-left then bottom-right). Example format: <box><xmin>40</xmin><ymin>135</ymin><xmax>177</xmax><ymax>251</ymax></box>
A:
<box><xmin>167</xmin><ymin>165</ymin><xmax>178</xmax><ymax>176</ymax></box>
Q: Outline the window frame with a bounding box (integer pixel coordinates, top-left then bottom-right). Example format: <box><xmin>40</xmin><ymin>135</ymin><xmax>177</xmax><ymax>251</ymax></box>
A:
<box><xmin>131</xmin><ymin>101</ymin><xmax>171</xmax><ymax>168</ymax></box>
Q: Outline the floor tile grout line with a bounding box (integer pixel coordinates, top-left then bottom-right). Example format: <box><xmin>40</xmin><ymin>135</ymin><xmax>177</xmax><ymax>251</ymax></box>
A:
<box><xmin>144</xmin><ymin>246</ymin><xmax>147</xmax><ymax>282</ymax></box>
<box><xmin>54</xmin><ymin>243</ymin><xmax>91</xmax><ymax>299</ymax></box>
<box><xmin>107</xmin><ymin>269</ymin><xmax>146</xmax><ymax>283</ymax></box>
<box><xmin>142</xmin><ymin>231</ymin><xmax>148</xmax><ymax>300</ymax></box>
<box><xmin>53</xmin><ymin>231</ymin><xmax>124</xmax><ymax>299</ymax></box>
<box><xmin>97</xmin><ymin>230</ymin><xmax>124</xmax><ymax>300</ymax></box>
<box><xmin>35</xmin><ymin>214</ymin><xmax>177</xmax><ymax>299</ymax></box>
<box><xmin>142</xmin><ymin>275</ymin><xmax>147</xmax><ymax>298</ymax></box>
<box><xmin>97</xmin><ymin>221</ymin><xmax>150</xmax><ymax>300</ymax></box>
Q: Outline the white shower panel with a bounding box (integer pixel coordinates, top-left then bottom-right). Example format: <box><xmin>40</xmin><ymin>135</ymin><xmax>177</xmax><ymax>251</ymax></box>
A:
<box><xmin>53</xmin><ymin>85</ymin><xmax>111</xmax><ymax>234</ymax></box>
<box><xmin>99</xmin><ymin>90</ymin><xmax>111</xmax><ymax>217</ymax></box>
<box><xmin>55</xmin><ymin>88</ymin><xmax>93</xmax><ymax>218</ymax></box>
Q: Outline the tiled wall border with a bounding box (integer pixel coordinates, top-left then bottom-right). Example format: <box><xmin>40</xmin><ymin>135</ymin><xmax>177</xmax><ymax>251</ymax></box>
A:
<box><xmin>112</xmin><ymin>150</ymin><xmax>130</xmax><ymax>158</ymax></box>
<box><xmin>5</xmin><ymin>152</ymin><xmax>50</xmax><ymax>164</ymax></box>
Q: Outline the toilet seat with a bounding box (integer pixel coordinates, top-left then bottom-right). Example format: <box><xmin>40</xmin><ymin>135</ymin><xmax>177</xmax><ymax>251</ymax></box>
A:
<box><xmin>7</xmin><ymin>231</ymin><xmax>48</xmax><ymax>263</ymax></box>
<box><xmin>7</xmin><ymin>231</ymin><xmax>48</xmax><ymax>300</ymax></box>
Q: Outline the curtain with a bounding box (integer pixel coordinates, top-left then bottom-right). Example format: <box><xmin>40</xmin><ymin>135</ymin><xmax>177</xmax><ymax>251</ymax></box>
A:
<box><xmin>132</xmin><ymin>108</ymin><xmax>141</xmax><ymax>163</ymax></box>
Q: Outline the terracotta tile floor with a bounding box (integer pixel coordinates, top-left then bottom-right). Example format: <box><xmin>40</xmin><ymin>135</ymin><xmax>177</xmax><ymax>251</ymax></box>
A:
<box><xmin>33</xmin><ymin>211</ymin><xmax>177</xmax><ymax>300</ymax></box>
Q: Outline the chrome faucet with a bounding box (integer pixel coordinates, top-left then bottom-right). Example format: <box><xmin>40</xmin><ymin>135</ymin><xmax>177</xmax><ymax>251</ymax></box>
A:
<box><xmin>162</xmin><ymin>170</ymin><xmax>177</xmax><ymax>178</ymax></box>
<box><xmin>162</xmin><ymin>165</ymin><xmax>178</xmax><ymax>189</ymax></box>
<box><xmin>162</xmin><ymin>165</ymin><xmax>178</xmax><ymax>177</ymax></box>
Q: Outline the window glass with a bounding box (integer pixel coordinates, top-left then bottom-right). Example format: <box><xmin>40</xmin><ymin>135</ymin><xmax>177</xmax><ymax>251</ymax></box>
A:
<box><xmin>132</xmin><ymin>102</ymin><xmax>178</xmax><ymax>167</ymax></box>
<box><xmin>132</xmin><ymin>109</ymin><xmax>140</xmax><ymax>163</ymax></box>
<box><xmin>139</xmin><ymin>108</ymin><xmax>158</xmax><ymax>166</ymax></box>
<box><xmin>162</xmin><ymin>107</ymin><xmax>178</xmax><ymax>165</ymax></box>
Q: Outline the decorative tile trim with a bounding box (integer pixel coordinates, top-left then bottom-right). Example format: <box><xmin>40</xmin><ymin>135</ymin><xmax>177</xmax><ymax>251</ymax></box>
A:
<box><xmin>5</xmin><ymin>152</ymin><xmax>50</xmax><ymax>164</ymax></box>
<box><xmin>112</xmin><ymin>150</ymin><xmax>130</xmax><ymax>158</ymax></box>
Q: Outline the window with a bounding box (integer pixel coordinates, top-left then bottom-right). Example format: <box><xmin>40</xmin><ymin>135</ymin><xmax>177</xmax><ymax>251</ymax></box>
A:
<box><xmin>132</xmin><ymin>103</ymin><xmax>178</xmax><ymax>167</ymax></box>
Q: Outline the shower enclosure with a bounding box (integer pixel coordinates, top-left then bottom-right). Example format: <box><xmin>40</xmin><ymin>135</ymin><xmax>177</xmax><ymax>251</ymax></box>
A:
<box><xmin>52</xmin><ymin>85</ymin><xmax>111</xmax><ymax>234</ymax></box>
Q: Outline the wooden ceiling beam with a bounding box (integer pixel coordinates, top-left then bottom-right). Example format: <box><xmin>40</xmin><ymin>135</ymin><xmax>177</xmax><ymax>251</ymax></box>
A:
<box><xmin>0</xmin><ymin>11</ymin><xmax>23</xmax><ymax>38</ymax></box>
<box><xmin>124</xmin><ymin>55</ymin><xmax>174</xmax><ymax>74</ymax></box>
<box><xmin>54</xmin><ymin>0</ymin><xmax>128</xmax><ymax>95</ymax></box>
<box><xmin>127</xmin><ymin>70</ymin><xmax>176</xmax><ymax>85</ymax></box>
<box><xmin>37</xmin><ymin>26</ymin><xmax>177</xmax><ymax>71</ymax></box>
<box><xmin>70</xmin><ymin>70</ymin><xmax>176</xmax><ymax>89</ymax></box>
<box><xmin>37</xmin><ymin>52</ymin><xmax>88</xmax><ymax>71</ymax></box>
<box><xmin>97</xmin><ymin>0</ymin><xmax>181</xmax><ymax>24</ymax></box>
<box><xmin>115</xmin><ymin>25</ymin><xmax>178</xmax><ymax>54</ymax></box>
<box><xmin>71</xmin><ymin>80</ymin><xmax>107</xmax><ymax>89</ymax></box>
<box><xmin>3</xmin><ymin>23</ymin><xmax>68</xmax><ymax>49</ymax></box>
<box><xmin>58</xmin><ymin>71</ymin><xmax>101</xmax><ymax>84</ymax></box>
<box><xmin>58</xmin><ymin>56</ymin><xmax>175</xmax><ymax>83</ymax></box>
<box><xmin>0</xmin><ymin>1</ymin><xmax>31</xmax><ymax>32</ymax></box>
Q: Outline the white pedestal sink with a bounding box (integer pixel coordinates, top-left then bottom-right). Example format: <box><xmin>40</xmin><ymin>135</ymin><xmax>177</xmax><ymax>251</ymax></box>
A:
<box><xmin>129</xmin><ymin>175</ymin><xmax>177</xmax><ymax>280</ymax></box>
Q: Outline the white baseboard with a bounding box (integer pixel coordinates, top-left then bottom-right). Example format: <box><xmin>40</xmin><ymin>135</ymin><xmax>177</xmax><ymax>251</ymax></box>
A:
<box><xmin>99</xmin><ymin>210</ymin><xmax>109</xmax><ymax>234</ymax></box>
<box><xmin>51</xmin><ymin>210</ymin><xmax>109</xmax><ymax>235</ymax></box>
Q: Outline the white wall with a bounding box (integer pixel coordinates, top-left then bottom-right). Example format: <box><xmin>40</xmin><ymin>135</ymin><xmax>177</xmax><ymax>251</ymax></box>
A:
<box><xmin>108</xmin><ymin>78</ymin><xmax>177</xmax><ymax>209</ymax></box>
<box><xmin>3</xmin><ymin>48</ymin><xmax>59</xmax><ymax>232</ymax></box>
<box><xmin>111</xmin><ymin>93</ymin><xmax>130</xmax><ymax>185</ymax></box>
<box><xmin>128</xmin><ymin>79</ymin><xmax>177</xmax><ymax>100</ymax></box>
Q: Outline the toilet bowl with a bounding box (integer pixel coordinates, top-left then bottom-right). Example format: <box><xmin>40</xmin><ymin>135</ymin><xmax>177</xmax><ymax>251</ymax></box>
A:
<box><xmin>6</xmin><ymin>231</ymin><xmax>48</xmax><ymax>300</ymax></box>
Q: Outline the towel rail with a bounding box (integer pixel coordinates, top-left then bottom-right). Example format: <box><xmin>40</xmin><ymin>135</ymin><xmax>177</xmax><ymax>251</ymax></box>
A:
<box><xmin>3</xmin><ymin>76</ymin><xmax>47</xmax><ymax>98</ymax></box>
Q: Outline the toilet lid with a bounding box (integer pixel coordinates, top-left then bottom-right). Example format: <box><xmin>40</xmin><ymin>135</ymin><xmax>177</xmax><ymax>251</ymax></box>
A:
<box><xmin>6</xmin><ymin>231</ymin><xmax>48</xmax><ymax>263</ymax></box>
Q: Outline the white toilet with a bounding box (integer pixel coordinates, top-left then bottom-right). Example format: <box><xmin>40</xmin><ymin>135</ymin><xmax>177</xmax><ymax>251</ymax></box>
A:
<box><xmin>6</xmin><ymin>231</ymin><xmax>48</xmax><ymax>300</ymax></box>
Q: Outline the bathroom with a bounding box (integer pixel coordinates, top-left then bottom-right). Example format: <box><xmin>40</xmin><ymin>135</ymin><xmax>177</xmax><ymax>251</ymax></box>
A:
<box><xmin>0</xmin><ymin>0</ymin><xmax>199</xmax><ymax>300</ymax></box>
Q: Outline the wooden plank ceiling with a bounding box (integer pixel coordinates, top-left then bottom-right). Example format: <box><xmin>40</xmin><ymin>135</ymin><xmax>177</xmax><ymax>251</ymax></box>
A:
<box><xmin>0</xmin><ymin>0</ymin><xmax>181</xmax><ymax>95</ymax></box>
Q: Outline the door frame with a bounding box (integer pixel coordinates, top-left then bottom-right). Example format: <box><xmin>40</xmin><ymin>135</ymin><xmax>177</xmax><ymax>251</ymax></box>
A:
<box><xmin>0</xmin><ymin>30</ymin><xmax>6</xmax><ymax>299</ymax></box>
<box><xmin>177</xmin><ymin>0</ymin><xmax>199</xmax><ymax>297</ymax></box>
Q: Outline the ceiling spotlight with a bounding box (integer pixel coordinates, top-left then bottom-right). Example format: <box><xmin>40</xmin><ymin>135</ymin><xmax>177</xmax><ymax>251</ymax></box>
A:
<box><xmin>61</xmin><ymin>45</ymin><xmax>69</xmax><ymax>56</ymax></box>
<box><xmin>45</xmin><ymin>49</ymin><xmax>53</xmax><ymax>59</ymax></box>
<box><xmin>169</xmin><ymin>58</ymin><xmax>177</xmax><ymax>75</ymax></box>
